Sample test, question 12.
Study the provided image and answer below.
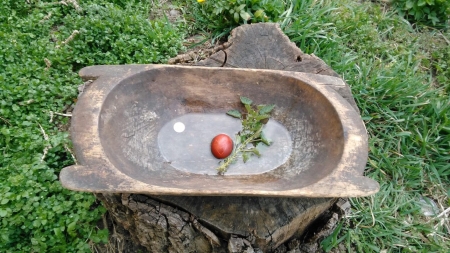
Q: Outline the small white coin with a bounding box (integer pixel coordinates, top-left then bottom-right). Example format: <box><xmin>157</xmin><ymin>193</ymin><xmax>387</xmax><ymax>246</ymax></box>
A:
<box><xmin>173</xmin><ymin>122</ymin><xmax>185</xmax><ymax>133</ymax></box>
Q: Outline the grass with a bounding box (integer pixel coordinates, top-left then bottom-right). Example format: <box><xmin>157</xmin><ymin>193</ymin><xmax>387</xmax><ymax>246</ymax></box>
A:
<box><xmin>0</xmin><ymin>0</ymin><xmax>448</xmax><ymax>252</ymax></box>
<box><xmin>0</xmin><ymin>1</ymin><xmax>184</xmax><ymax>252</ymax></box>
<box><xmin>279</xmin><ymin>0</ymin><xmax>449</xmax><ymax>251</ymax></box>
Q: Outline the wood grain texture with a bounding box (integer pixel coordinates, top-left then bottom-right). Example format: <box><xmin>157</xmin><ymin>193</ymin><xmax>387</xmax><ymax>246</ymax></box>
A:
<box><xmin>62</xmin><ymin>65</ymin><xmax>378</xmax><ymax>196</ymax></box>
<box><xmin>196</xmin><ymin>23</ymin><xmax>359</xmax><ymax>112</ymax></box>
<box><xmin>153</xmin><ymin>195</ymin><xmax>335</xmax><ymax>251</ymax></box>
<box><xmin>91</xmin><ymin>24</ymin><xmax>363</xmax><ymax>252</ymax></box>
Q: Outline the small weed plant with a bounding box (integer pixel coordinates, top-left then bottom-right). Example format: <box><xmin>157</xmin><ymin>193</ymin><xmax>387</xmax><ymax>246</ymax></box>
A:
<box><xmin>1</xmin><ymin>0</ymin><xmax>449</xmax><ymax>252</ymax></box>
<box><xmin>0</xmin><ymin>0</ymin><xmax>184</xmax><ymax>252</ymax></box>
<box><xmin>282</xmin><ymin>0</ymin><xmax>449</xmax><ymax>251</ymax></box>
<box><xmin>217</xmin><ymin>97</ymin><xmax>274</xmax><ymax>174</ymax></box>
<box><xmin>392</xmin><ymin>0</ymin><xmax>450</xmax><ymax>27</ymax></box>
<box><xmin>191</xmin><ymin>0</ymin><xmax>448</xmax><ymax>251</ymax></box>
<box><xmin>188</xmin><ymin>0</ymin><xmax>289</xmax><ymax>39</ymax></box>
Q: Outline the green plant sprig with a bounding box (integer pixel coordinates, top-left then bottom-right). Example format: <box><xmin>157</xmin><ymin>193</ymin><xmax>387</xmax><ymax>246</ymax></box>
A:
<box><xmin>216</xmin><ymin>96</ymin><xmax>275</xmax><ymax>175</ymax></box>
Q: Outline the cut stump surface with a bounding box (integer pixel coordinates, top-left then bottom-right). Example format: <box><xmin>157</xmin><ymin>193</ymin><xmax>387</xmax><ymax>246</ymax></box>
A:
<box><xmin>96</xmin><ymin>23</ymin><xmax>360</xmax><ymax>253</ymax></box>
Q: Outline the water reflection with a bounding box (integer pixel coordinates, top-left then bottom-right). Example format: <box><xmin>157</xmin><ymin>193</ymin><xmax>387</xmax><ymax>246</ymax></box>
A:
<box><xmin>157</xmin><ymin>113</ymin><xmax>292</xmax><ymax>175</ymax></box>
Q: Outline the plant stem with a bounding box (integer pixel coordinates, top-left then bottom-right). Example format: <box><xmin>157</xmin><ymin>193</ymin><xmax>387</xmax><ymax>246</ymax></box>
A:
<box><xmin>216</xmin><ymin>126</ymin><xmax>263</xmax><ymax>174</ymax></box>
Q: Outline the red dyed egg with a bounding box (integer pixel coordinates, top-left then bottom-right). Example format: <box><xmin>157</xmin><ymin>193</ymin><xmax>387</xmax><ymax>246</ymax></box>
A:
<box><xmin>211</xmin><ymin>134</ymin><xmax>233</xmax><ymax>159</ymax></box>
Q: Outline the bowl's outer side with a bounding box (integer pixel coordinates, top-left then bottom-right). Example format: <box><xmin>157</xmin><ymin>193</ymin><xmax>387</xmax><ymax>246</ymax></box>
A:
<box><xmin>60</xmin><ymin>64</ymin><xmax>379</xmax><ymax>197</ymax></box>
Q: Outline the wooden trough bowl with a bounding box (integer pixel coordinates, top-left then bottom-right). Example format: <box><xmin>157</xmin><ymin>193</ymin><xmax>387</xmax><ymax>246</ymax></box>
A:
<box><xmin>60</xmin><ymin>64</ymin><xmax>379</xmax><ymax>197</ymax></box>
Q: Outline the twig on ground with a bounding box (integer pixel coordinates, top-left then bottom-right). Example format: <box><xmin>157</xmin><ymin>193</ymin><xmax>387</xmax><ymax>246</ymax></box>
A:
<box><xmin>109</xmin><ymin>219</ymin><xmax>124</xmax><ymax>253</ymax></box>
<box><xmin>439</xmin><ymin>32</ymin><xmax>450</xmax><ymax>45</ymax></box>
<box><xmin>40</xmin><ymin>1</ymin><xmax>82</xmax><ymax>12</ymax></box>
<box><xmin>38</xmin><ymin>123</ymin><xmax>51</xmax><ymax>162</ymax></box>
<box><xmin>48</xmin><ymin>111</ymin><xmax>72</xmax><ymax>123</ymax></box>
<box><xmin>0</xmin><ymin>116</ymin><xmax>11</xmax><ymax>126</ymax></box>
<box><xmin>40</xmin><ymin>1</ymin><xmax>68</xmax><ymax>7</ymax></box>
<box><xmin>39</xmin><ymin>12</ymin><xmax>52</xmax><ymax>23</ymax></box>
<box><xmin>102</xmin><ymin>213</ymin><xmax>108</xmax><ymax>231</ymax></box>
<box><xmin>437</xmin><ymin>207</ymin><xmax>450</xmax><ymax>218</ymax></box>
<box><xmin>64</xmin><ymin>144</ymin><xmax>78</xmax><ymax>165</ymax></box>
<box><xmin>427</xmin><ymin>203</ymin><xmax>450</xmax><ymax>238</ymax></box>
<box><xmin>19</xmin><ymin>99</ymin><xmax>35</xmax><ymax>105</ymax></box>
<box><xmin>88</xmin><ymin>241</ymin><xmax>96</xmax><ymax>253</ymax></box>
<box><xmin>62</xmin><ymin>30</ymin><xmax>80</xmax><ymax>45</ymax></box>
<box><xmin>44</xmin><ymin>58</ymin><xmax>52</xmax><ymax>70</ymax></box>
<box><xmin>53</xmin><ymin>111</ymin><xmax>72</xmax><ymax>117</ymax></box>
<box><xmin>56</xmin><ymin>30</ymin><xmax>79</xmax><ymax>48</ymax></box>
<box><xmin>436</xmin><ymin>207</ymin><xmax>450</xmax><ymax>233</ymax></box>
<box><xmin>66</xmin><ymin>0</ymin><xmax>82</xmax><ymax>12</ymax></box>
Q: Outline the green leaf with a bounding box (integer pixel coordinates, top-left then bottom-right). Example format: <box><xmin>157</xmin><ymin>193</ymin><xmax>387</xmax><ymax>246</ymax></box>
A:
<box><xmin>259</xmin><ymin>104</ymin><xmax>275</xmax><ymax>115</ymax></box>
<box><xmin>240</xmin><ymin>96</ymin><xmax>253</xmax><ymax>105</ymax></box>
<box><xmin>243</xmin><ymin>152</ymin><xmax>249</xmax><ymax>163</ymax></box>
<box><xmin>255</xmin><ymin>115</ymin><xmax>270</xmax><ymax>121</ymax></box>
<box><xmin>91</xmin><ymin>229</ymin><xmax>109</xmax><ymax>243</ymax></box>
<box><xmin>0</xmin><ymin>209</ymin><xmax>7</xmax><ymax>217</ymax></box>
<box><xmin>54</xmin><ymin>227</ymin><xmax>62</xmax><ymax>237</ymax></box>
<box><xmin>261</xmin><ymin>131</ymin><xmax>271</xmax><ymax>146</ymax></box>
<box><xmin>67</xmin><ymin>221</ymin><xmax>77</xmax><ymax>237</ymax></box>
<box><xmin>227</xmin><ymin>109</ymin><xmax>242</xmax><ymax>118</ymax></box>
<box><xmin>405</xmin><ymin>0</ymin><xmax>415</xmax><ymax>9</ymax></box>
<box><xmin>234</xmin><ymin>134</ymin><xmax>241</xmax><ymax>145</ymax></box>
<box><xmin>237</xmin><ymin>4</ymin><xmax>246</xmax><ymax>12</ymax></box>
<box><xmin>240</xmin><ymin>11</ymin><xmax>251</xmax><ymax>21</ymax></box>
<box><xmin>234</xmin><ymin>12</ymin><xmax>239</xmax><ymax>23</ymax></box>
<box><xmin>251</xmin><ymin>148</ymin><xmax>261</xmax><ymax>157</ymax></box>
<box><xmin>218</xmin><ymin>96</ymin><xmax>277</xmax><ymax>173</ymax></box>
<box><xmin>31</xmin><ymin>238</ymin><xmax>39</xmax><ymax>246</ymax></box>
<box><xmin>244</xmin><ymin>104</ymin><xmax>253</xmax><ymax>114</ymax></box>
<box><xmin>33</xmin><ymin>219</ymin><xmax>41</xmax><ymax>227</ymax></box>
<box><xmin>241</xmin><ymin>134</ymin><xmax>248</xmax><ymax>143</ymax></box>
<box><xmin>254</xmin><ymin>9</ymin><xmax>264</xmax><ymax>18</ymax></box>
<box><xmin>250</xmin><ymin>123</ymin><xmax>262</xmax><ymax>132</ymax></box>
<box><xmin>244</xmin><ymin>104</ymin><xmax>256</xmax><ymax>116</ymax></box>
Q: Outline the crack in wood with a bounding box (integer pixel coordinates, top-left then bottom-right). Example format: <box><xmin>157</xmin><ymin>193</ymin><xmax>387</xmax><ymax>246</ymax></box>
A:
<box><xmin>94</xmin><ymin>23</ymin><xmax>362</xmax><ymax>253</ymax></box>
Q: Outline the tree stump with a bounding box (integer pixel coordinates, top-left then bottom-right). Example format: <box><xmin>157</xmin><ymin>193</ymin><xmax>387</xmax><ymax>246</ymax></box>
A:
<box><xmin>96</xmin><ymin>23</ymin><xmax>359</xmax><ymax>253</ymax></box>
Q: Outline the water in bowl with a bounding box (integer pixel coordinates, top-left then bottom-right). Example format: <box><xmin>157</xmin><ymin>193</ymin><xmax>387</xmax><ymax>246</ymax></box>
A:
<box><xmin>157</xmin><ymin>113</ymin><xmax>292</xmax><ymax>175</ymax></box>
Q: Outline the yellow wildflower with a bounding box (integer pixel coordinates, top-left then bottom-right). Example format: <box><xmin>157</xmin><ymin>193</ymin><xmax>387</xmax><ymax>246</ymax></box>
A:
<box><xmin>197</xmin><ymin>0</ymin><xmax>206</xmax><ymax>3</ymax></box>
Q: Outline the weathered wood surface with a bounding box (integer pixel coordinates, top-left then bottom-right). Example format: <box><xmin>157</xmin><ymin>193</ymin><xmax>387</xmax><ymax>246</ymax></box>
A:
<box><xmin>96</xmin><ymin>23</ymin><xmax>360</xmax><ymax>252</ymax></box>
<box><xmin>195</xmin><ymin>23</ymin><xmax>359</xmax><ymax>112</ymax></box>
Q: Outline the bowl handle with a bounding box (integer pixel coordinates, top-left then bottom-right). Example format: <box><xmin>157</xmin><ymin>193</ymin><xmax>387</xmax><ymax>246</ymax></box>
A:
<box><xmin>60</xmin><ymin>165</ymin><xmax>117</xmax><ymax>192</ymax></box>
